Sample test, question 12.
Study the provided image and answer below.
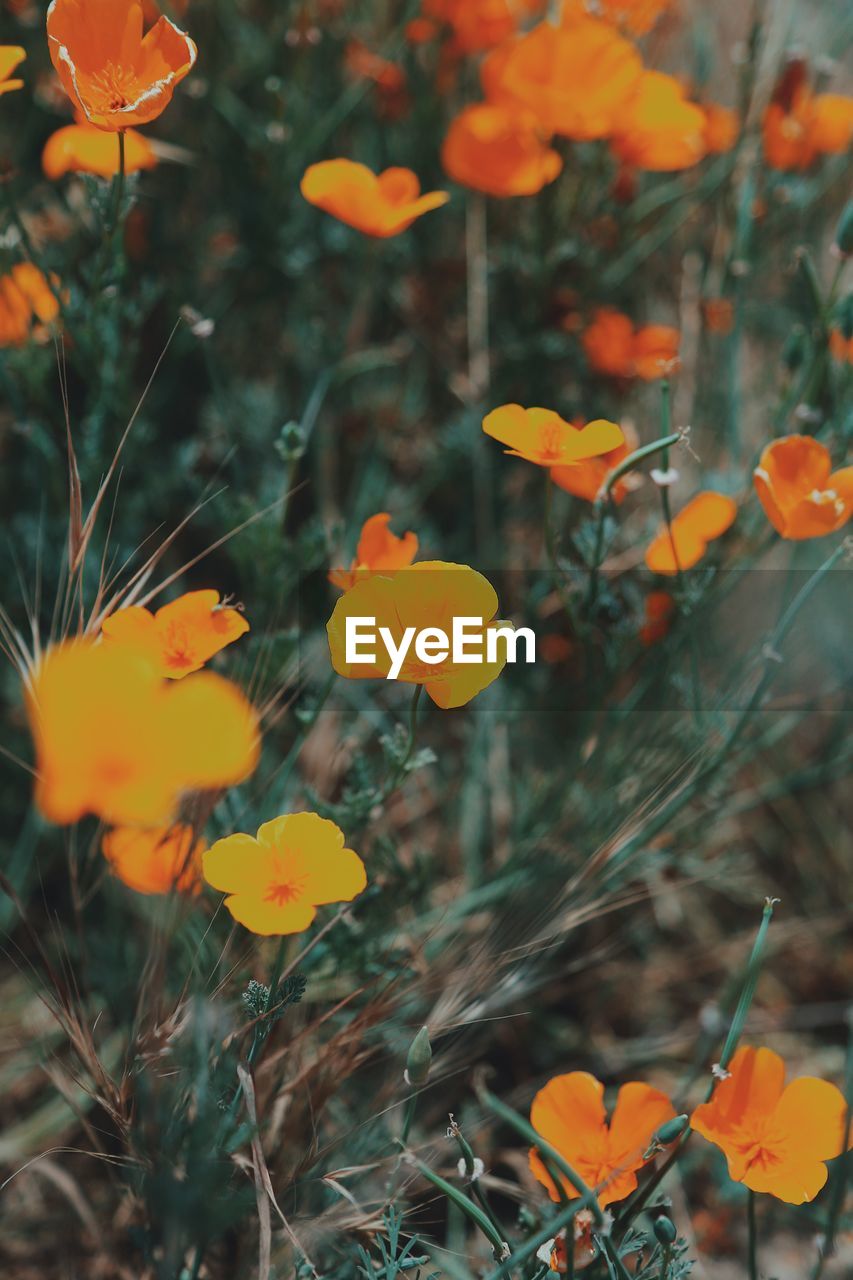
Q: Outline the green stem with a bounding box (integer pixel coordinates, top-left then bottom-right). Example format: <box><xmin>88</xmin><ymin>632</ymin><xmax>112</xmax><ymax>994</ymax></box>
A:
<box><xmin>747</xmin><ymin>1190</ymin><xmax>758</xmax><ymax>1280</ymax></box>
<box><xmin>544</xmin><ymin>475</ymin><xmax>578</xmax><ymax>628</ymax></box>
<box><xmin>602</xmin><ymin>432</ymin><xmax>682</xmax><ymax>501</ymax></box>
<box><xmin>661</xmin><ymin>1244</ymin><xmax>672</xmax><ymax>1279</ymax></box>
<box><xmin>378</xmin><ymin>682</ymin><xmax>424</xmax><ymax>802</ymax></box>
<box><xmin>413</xmin><ymin>1158</ymin><xmax>508</xmax><ymax>1261</ymax></box>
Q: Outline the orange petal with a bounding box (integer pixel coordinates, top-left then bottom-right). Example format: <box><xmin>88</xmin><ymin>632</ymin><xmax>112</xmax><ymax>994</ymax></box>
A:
<box><xmin>224</xmin><ymin>894</ymin><xmax>317</xmax><ymax>937</ymax></box>
<box><xmin>691</xmin><ymin>1046</ymin><xmax>786</xmax><ymax>1154</ymax></box>
<box><xmin>530</xmin><ymin>1071</ymin><xmax>607</xmax><ymax>1196</ymax></box>
<box><xmin>608</xmin><ymin>1082</ymin><xmax>676</xmax><ymax>1168</ymax></box>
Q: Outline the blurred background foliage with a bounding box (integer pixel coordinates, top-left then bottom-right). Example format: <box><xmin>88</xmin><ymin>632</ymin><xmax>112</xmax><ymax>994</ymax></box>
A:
<box><xmin>0</xmin><ymin>1</ymin><xmax>851</xmax><ymax>1277</ymax></box>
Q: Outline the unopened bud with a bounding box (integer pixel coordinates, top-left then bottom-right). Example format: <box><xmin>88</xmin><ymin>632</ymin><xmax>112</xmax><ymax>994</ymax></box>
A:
<box><xmin>275</xmin><ymin>421</ymin><xmax>307</xmax><ymax>463</ymax></box>
<box><xmin>653</xmin><ymin>1216</ymin><xmax>678</xmax><ymax>1246</ymax></box>
<box><xmin>654</xmin><ymin>1114</ymin><xmax>689</xmax><ymax>1146</ymax></box>
<box><xmin>782</xmin><ymin>325</ymin><xmax>807</xmax><ymax>374</ymax></box>
<box><xmin>834</xmin><ymin>201</ymin><xmax>853</xmax><ymax>256</ymax></box>
<box><xmin>404</xmin><ymin>1026</ymin><xmax>432</xmax><ymax>1087</ymax></box>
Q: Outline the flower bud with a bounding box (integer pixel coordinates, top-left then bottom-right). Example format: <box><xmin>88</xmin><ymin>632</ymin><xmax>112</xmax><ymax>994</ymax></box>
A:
<box><xmin>782</xmin><ymin>325</ymin><xmax>807</xmax><ymax>373</ymax></box>
<box><xmin>654</xmin><ymin>1114</ymin><xmax>690</xmax><ymax>1146</ymax></box>
<box><xmin>834</xmin><ymin>201</ymin><xmax>853</xmax><ymax>256</ymax></box>
<box><xmin>404</xmin><ymin>1025</ymin><xmax>432</xmax><ymax>1087</ymax></box>
<box><xmin>275</xmin><ymin>421</ymin><xmax>307</xmax><ymax>463</ymax></box>
<box><xmin>653</xmin><ymin>1216</ymin><xmax>677</xmax><ymax>1246</ymax></box>
<box><xmin>834</xmin><ymin>294</ymin><xmax>853</xmax><ymax>341</ymax></box>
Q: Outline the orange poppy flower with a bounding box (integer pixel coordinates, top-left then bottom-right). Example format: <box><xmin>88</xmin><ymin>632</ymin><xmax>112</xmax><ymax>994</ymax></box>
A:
<box><xmin>46</xmin><ymin>0</ymin><xmax>197</xmax><ymax>131</ymax></box>
<box><xmin>753</xmin><ymin>435</ymin><xmax>853</xmax><ymax>541</ymax></box>
<box><xmin>483</xmin><ymin>404</ymin><xmax>624</xmax><ymax>468</ymax></box>
<box><xmin>550</xmin><ymin>421</ymin><xmax>639</xmax><ymax>504</ymax></box>
<box><xmin>0</xmin><ymin>45</ymin><xmax>25</xmax><ymax>95</ymax></box>
<box><xmin>301</xmin><ymin>160</ymin><xmax>448</xmax><ymax>237</ymax></box>
<box><xmin>703</xmin><ymin>103</ymin><xmax>739</xmax><ymax>154</ymax></box>
<box><xmin>326</xmin><ymin>562</ymin><xmax>508</xmax><ymax>708</ymax></box>
<box><xmin>691</xmin><ymin>1046</ymin><xmax>851</xmax><ymax>1204</ymax></box>
<box><xmin>530</xmin><ymin>1072</ymin><xmax>676</xmax><ymax>1208</ymax></box>
<box><xmin>645</xmin><ymin>491</ymin><xmax>737</xmax><ymax>574</ymax></box>
<box><xmin>27</xmin><ymin>641</ymin><xmax>260</xmax><ymax>826</ymax></box>
<box><xmin>422</xmin><ymin>0</ymin><xmax>543</xmax><ymax>54</ymax></box>
<box><xmin>0</xmin><ymin>263</ymin><xmax>62</xmax><ymax>348</ymax></box>
<box><xmin>101</xmin><ymin>590</ymin><xmax>249</xmax><ymax>679</ymax></box>
<box><xmin>640</xmin><ymin>590</ymin><xmax>675</xmax><ymax>645</ymax></box>
<box><xmin>561</xmin><ymin>0</ymin><xmax>674</xmax><ymax>36</ymax></box>
<box><xmin>489</xmin><ymin>17</ymin><xmax>642</xmax><ymax>141</ymax></box>
<box><xmin>829</xmin><ymin>328</ymin><xmax>853</xmax><ymax>363</ymax></box>
<box><xmin>329</xmin><ymin>513</ymin><xmax>418</xmax><ymax>592</ymax></box>
<box><xmin>102</xmin><ymin>824</ymin><xmax>204</xmax><ymax>895</ymax></box>
<box><xmin>43</xmin><ymin>121</ymin><xmax>157</xmax><ymax>179</ymax></box>
<box><xmin>442</xmin><ymin>102</ymin><xmax>562</xmax><ymax>197</ymax></box>
<box><xmin>203</xmin><ymin>812</ymin><xmax>366</xmax><ymax>937</ymax></box>
<box><xmin>612</xmin><ymin>72</ymin><xmax>708</xmax><ymax>172</ymax></box>
<box><xmin>583</xmin><ymin>308</ymin><xmax>680</xmax><ymax>380</ymax></box>
<box><xmin>762</xmin><ymin>71</ymin><xmax>853</xmax><ymax>172</ymax></box>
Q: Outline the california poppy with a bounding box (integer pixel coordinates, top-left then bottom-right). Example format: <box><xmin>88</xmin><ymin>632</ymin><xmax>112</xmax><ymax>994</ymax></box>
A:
<box><xmin>829</xmin><ymin>328</ymin><xmax>853</xmax><ymax>363</ymax></box>
<box><xmin>645</xmin><ymin>492</ymin><xmax>737</xmax><ymax>574</ymax></box>
<box><xmin>0</xmin><ymin>45</ymin><xmax>25</xmax><ymax>95</ymax></box>
<box><xmin>203</xmin><ymin>812</ymin><xmax>366</xmax><ymax>937</ymax></box>
<box><xmin>762</xmin><ymin>63</ymin><xmax>853</xmax><ymax>170</ymax></box>
<box><xmin>329</xmin><ymin>513</ymin><xmax>418</xmax><ymax>592</ymax></box>
<box><xmin>46</xmin><ymin>0</ymin><xmax>197</xmax><ymax>131</ymax></box>
<box><xmin>530</xmin><ymin>1071</ymin><xmax>676</xmax><ymax>1207</ymax></box>
<box><xmin>489</xmin><ymin>17</ymin><xmax>642</xmax><ymax>141</ymax></box>
<box><xmin>612</xmin><ymin>72</ymin><xmax>708</xmax><ymax>172</ymax></box>
<box><xmin>753</xmin><ymin>435</ymin><xmax>853</xmax><ymax>540</ymax></box>
<box><xmin>102</xmin><ymin>824</ymin><xmax>204</xmax><ymax>895</ymax></box>
<box><xmin>442</xmin><ymin>102</ymin><xmax>562</xmax><ymax>197</ymax></box>
<box><xmin>27</xmin><ymin>641</ymin><xmax>259</xmax><ymax>826</ymax></box>
<box><xmin>691</xmin><ymin>1045</ymin><xmax>851</xmax><ymax>1204</ymax></box>
<box><xmin>421</xmin><ymin>0</ymin><xmax>544</xmax><ymax>55</ymax></box>
<box><xmin>583</xmin><ymin>308</ymin><xmax>680</xmax><ymax>380</ymax></box>
<box><xmin>550</xmin><ymin>421</ymin><xmax>638</xmax><ymax>504</ymax></box>
<box><xmin>0</xmin><ymin>263</ymin><xmax>62</xmax><ymax>348</ymax></box>
<box><xmin>43</xmin><ymin>121</ymin><xmax>157</xmax><ymax>179</ymax></box>
<box><xmin>301</xmin><ymin>160</ymin><xmax>449</xmax><ymax>237</ymax></box>
<box><xmin>326</xmin><ymin>562</ymin><xmax>508</xmax><ymax>708</ymax></box>
<box><xmin>703</xmin><ymin>103</ymin><xmax>739</xmax><ymax>154</ymax></box>
<box><xmin>101</xmin><ymin>590</ymin><xmax>249</xmax><ymax>679</ymax></box>
<box><xmin>483</xmin><ymin>404</ymin><xmax>624</xmax><ymax>468</ymax></box>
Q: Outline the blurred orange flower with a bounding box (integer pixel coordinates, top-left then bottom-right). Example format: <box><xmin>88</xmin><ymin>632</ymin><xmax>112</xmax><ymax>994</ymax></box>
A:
<box><xmin>203</xmin><ymin>812</ymin><xmax>366</xmax><ymax>936</ymax></box>
<box><xmin>344</xmin><ymin>40</ymin><xmax>409</xmax><ymax>120</ymax></box>
<box><xmin>645</xmin><ymin>492</ymin><xmax>736</xmax><ymax>574</ymax></box>
<box><xmin>488</xmin><ymin>17</ymin><xmax>642</xmax><ymax>141</ymax></box>
<box><xmin>43</xmin><ymin>121</ymin><xmax>157</xmax><ymax>179</ymax></box>
<box><xmin>640</xmin><ymin>590</ymin><xmax>675</xmax><ymax>645</ymax></box>
<box><xmin>583</xmin><ymin>308</ymin><xmax>680</xmax><ymax>380</ymax></box>
<box><xmin>562</xmin><ymin>0</ymin><xmax>674</xmax><ymax>36</ymax></box>
<box><xmin>101</xmin><ymin>590</ymin><xmax>249</xmax><ymax>679</ymax></box>
<box><xmin>0</xmin><ymin>45</ymin><xmax>25</xmax><ymax>94</ymax></box>
<box><xmin>442</xmin><ymin>102</ymin><xmax>562</xmax><ymax>197</ymax></box>
<box><xmin>691</xmin><ymin>1046</ymin><xmax>851</xmax><ymax>1204</ymax></box>
<box><xmin>327</xmin><ymin>562</ymin><xmax>507</xmax><ymax>708</ymax></box>
<box><xmin>762</xmin><ymin>63</ymin><xmax>853</xmax><ymax>170</ymax></box>
<box><xmin>753</xmin><ymin>435</ymin><xmax>853</xmax><ymax>540</ymax></box>
<box><xmin>612</xmin><ymin>72</ymin><xmax>707</xmax><ymax>171</ymax></box>
<box><xmin>703</xmin><ymin>103</ymin><xmax>739</xmax><ymax>154</ymax></box>
<box><xmin>550</xmin><ymin>422</ymin><xmax>638</xmax><ymax>504</ymax></box>
<box><xmin>301</xmin><ymin>160</ymin><xmax>449</xmax><ymax>237</ymax></box>
<box><xmin>702</xmin><ymin>297</ymin><xmax>734</xmax><ymax>335</ymax></box>
<box><xmin>530</xmin><ymin>1072</ymin><xmax>675</xmax><ymax>1207</ymax></box>
<box><xmin>421</xmin><ymin>0</ymin><xmax>544</xmax><ymax>54</ymax></box>
<box><xmin>0</xmin><ymin>263</ymin><xmax>62</xmax><ymax>348</ymax></box>
<box><xmin>829</xmin><ymin>328</ymin><xmax>853</xmax><ymax>362</ymax></box>
<box><xmin>27</xmin><ymin>641</ymin><xmax>259</xmax><ymax>826</ymax></box>
<box><xmin>484</xmin><ymin>404</ymin><xmax>624</xmax><ymax>468</ymax></box>
<box><xmin>46</xmin><ymin>0</ymin><xmax>197</xmax><ymax>131</ymax></box>
<box><xmin>102</xmin><ymin>824</ymin><xmax>204</xmax><ymax>895</ymax></box>
<box><xmin>329</xmin><ymin>513</ymin><xmax>418</xmax><ymax>592</ymax></box>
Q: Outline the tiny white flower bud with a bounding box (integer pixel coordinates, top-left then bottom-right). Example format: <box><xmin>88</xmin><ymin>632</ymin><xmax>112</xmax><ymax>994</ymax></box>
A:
<box><xmin>712</xmin><ymin>1062</ymin><xmax>732</xmax><ymax>1081</ymax></box>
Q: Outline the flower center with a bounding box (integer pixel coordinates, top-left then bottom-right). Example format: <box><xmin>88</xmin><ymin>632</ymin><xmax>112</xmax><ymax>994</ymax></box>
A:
<box><xmin>88</xmin><ymin>62</ymin><xmax>141</xmax><ymax>114</ymax></box>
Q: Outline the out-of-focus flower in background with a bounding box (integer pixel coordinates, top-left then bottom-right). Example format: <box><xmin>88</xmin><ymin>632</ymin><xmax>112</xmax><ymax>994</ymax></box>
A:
<box><xmin>102</xmin><ymin>824</ymin><xmax>205</xmax><ymax>896</ymax></box>
<box><xmin>329</xmin><ymin>513</ymin><xmax>419</xmax><ymax>593</ymax></box>
<box><xmin>753</xmin><ymin>435</ymin><xmax>853</xmax><ymax>540</ymax></box>
<box><xmin>645</xmin><ymin>491</ymin><xmax>737</xmax><ymax>574</ymax></box>
<box><xmin>43</xmin><ymin>119</ymin><xmax>158</xmax><ymax>178</ymax></box>
<box><xmin>483</xmin><ymin>404</ymin><xmax>624</xmax><ymax>468</ymax></box>
<box><xmin>100</xmin><ymin>590</ymin><xmax>250</xmax><ymax>679</ymax></box>
<box><xmin>301</xmin><ymin>160</ymin><xmax>449</xmax><ymax>237</ymax></box>
<box><xmin>442</xmin><ymin>102</ymin><xmax>562</xmax><ymax>197</ymax></box>
<box><xmin>0</xmin><ymin>263</ymin><xmax>62</xmax><ymax>347</ymax></box>
<box><xmin>0</xmin><ymin>44</ymin><xmax>25</xmax><ymax>94</ymax></box>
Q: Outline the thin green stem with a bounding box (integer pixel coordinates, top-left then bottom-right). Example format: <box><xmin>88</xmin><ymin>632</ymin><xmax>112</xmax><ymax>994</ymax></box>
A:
<box><xmin>747</xmin><ymin>1190</ymin><xmax>758</xmax><ymax>1280</ymax></box>
<box><xmin>378</xmin><ymin>682</ymin><xmax>424</xmax><ymax>802</ymax></box>
<box><xmin>544</xmin><ymin>475</ymin><xmax>578</xmax><ymax>628</ymax></box>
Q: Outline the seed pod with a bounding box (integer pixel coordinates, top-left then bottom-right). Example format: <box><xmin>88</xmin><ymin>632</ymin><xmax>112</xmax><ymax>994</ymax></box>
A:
<box><xmin>654</xmin><ymin>1114</ymin><xmax>690</xmax><ymax>1146</ymax></box>
<box><xmin>405</xmin><ymin>1025</ymin><xmax>432</xmax><ymax>1086</ymax></box>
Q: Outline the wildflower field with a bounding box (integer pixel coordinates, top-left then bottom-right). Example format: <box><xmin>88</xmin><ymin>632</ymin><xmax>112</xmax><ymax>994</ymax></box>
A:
<box><xmin>1</xmin><ymin>1</ymin><xmax>852</xmax><ymax>1277</ymax></box>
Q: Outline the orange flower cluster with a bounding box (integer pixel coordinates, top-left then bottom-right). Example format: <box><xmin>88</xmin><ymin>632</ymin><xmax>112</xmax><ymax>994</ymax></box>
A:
<box><xmin>46</xmin><ymin>0</ymin><xmax>197</xmax><ymax>131</ymax></box>
<box><xmin>101</xmin><ymin>590</ymin><xmax>250</xmax><ymax>679</ymax></box>
<box><xmin>0</xmin><ymin>263</ymin><xmax>62</xmax><ymax>348</ymax></box>
<box><xmin>301</xmin><ymin>160</ymin><xmax>449</xmax><ymax>237</ymax></box>
<box><xmin>691</xmin><ymin>1046</ymin><xmax>851</xmax><ymax>1204</ymax></box>
<box><xmin>203</xmin><ymin>812</ymin><xmax>366</xmax><ymax>936</ymax></box>
<box><xmin>329</xmin><ymin>513</ymin><xmax>419</xmax><ymax>592</ymax></box>
<box><xmin>483</xmin><ymin>404</ymin><xmax>624</xmax><ymax>468</ymax></box>
<box><xmin>582</xmin><ymin>307</ymin><xmax>680</xmax><ymax>381</ymax></box>
<box><xmin>0</xmin><ymin>44</ymin><xmax>25</xmax><ymax>95</ymax></box>
<box><xmin>645</xmin><ymin>492</ymin><xmax>737</xmax><ymax>574</ymax></box>
<box><xmin>530</xmin><ymin>1071</ymin><xmax>676</xmax><ymax>1207</ymax></box>
<box><xmin>762</xmin><ymin>62</ymin><xmax>853</xmax><ymax>171</ymax></box>
<box><xmin>102</xmin><ymin>824</ymin><xmax>205</xmax><ymax>895</ymax></box>
<box><xmin>26</xmin><ymin>640</ymin><xmax>259</xmax><ymax>826</ymax></box>
<box><xmin>753</xmin><ymin>436</ymin><xmax>853</xmax><ymax>541</ymax></box>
